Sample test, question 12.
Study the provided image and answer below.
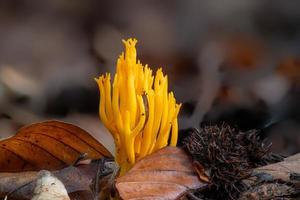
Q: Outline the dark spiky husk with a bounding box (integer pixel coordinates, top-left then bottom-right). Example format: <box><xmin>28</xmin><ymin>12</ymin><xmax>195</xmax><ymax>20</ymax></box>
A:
<box><xmin>181</xmin><ymin>124</ymin><xmax>282</xmax><ymax>200</ymax></box>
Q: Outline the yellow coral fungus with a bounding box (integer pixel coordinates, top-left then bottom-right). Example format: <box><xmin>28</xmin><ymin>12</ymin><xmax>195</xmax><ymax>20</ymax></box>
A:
<box><xmin>95</xmin><ymin>38</ymin><xmax>181</xmax><ymax>175</ymax></box>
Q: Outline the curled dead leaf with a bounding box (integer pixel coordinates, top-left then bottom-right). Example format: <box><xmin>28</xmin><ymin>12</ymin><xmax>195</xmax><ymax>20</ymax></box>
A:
<box><xmin>193</xmin><ymin>161</ymin><xmax>210</xmax><ymax>183</ymax></box>
<box><xmin>0</xmin><ymin>120</ymin><xmax>112</xmax><ymax>172</ymax></box>
<box><xmin>116</xmin><ymin>147</ymin><xmax>207</xmax><ymax>200</ymax></box>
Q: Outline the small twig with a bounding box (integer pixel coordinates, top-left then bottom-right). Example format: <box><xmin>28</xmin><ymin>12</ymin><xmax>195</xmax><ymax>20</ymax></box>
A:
<box><xmin>94</xmin><ymin>159</ymin><xmax>103</xmax><ymax>200</ymax></box>
<box><xmin>93</xmin><ymin>157</ymin><xmax>115</xmax><ymax>200</ymax></box>
<box><xmin>186</xmin><ymin>191</ymin><xmax>203</xmax><ymax>200</ymax></box>
<box><xmin>72</xmin><ymin>153</ymin><xmax>88</xmax><ymax>166</ymax></box>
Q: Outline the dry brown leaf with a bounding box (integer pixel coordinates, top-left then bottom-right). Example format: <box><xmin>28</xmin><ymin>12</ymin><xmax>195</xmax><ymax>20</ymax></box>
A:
<box><xmin>116</xmin><ymin>147</ymin><xmax>206</xmax><ymax>200</ymax></box>
<box><xmin>253</xmin><ymin>152</ymin><xmax>300</xmax><ymax>182</ymax></box>
<box><xmin>240</xmin><ymin>153</ymin><xmax>300</xmax><ymax>200</ymax></box>
<box><xmin>0</xmin><ymin>160</ymin><xmax>101</xmax><ymax>199</ymax></box>
<box><xmin>0</xmin><ymin>120</ymin><xmax>112</xmax><ymax>172</ymax></box>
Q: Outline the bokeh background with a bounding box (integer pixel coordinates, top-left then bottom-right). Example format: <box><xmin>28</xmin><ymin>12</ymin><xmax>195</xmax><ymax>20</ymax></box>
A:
<box><xmin>1</xmin><ymin>0</ymin><xmax>300</xmax><ymax>155</ymax></box>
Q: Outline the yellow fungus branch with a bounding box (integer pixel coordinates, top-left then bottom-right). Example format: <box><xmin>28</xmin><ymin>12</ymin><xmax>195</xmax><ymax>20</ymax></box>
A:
<box><xmin>95</xmin><ymin>38</ymin><xmax>181</xmax><ymax>176</ymax></box>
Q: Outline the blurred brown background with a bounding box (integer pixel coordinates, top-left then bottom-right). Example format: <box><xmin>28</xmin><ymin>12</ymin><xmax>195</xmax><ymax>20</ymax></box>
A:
<box><xmin>0</xmin><ymin>0</ymin><xmax>300</xmax><ymax>155</ymax></box>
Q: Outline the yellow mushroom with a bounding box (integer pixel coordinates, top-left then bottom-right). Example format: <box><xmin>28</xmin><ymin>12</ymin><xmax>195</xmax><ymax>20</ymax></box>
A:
<box><xmin>95</xmin><ymin>38</ymin><xmax>181</xmax><ymax>176</ymax></box>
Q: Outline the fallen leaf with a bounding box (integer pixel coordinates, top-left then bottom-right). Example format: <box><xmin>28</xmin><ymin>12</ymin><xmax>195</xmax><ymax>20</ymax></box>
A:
<box><xmin>0</xmin><ymin>120</ymin><xmax>112</xmax><ymax>172</ymax></box>
<box><xmin>252</xmin><ymin>152</ymin><xmax>300</xmax><ymax>182</ymax></box>
<box><xmin>0</xmin><ymin>159</ymin><xmax>115</xmax><ymax>200</ymax></box>
<box><xmin>116</xmin><ymin>147</ymin><xmax>206</xmax><ymax>200</ymax></box>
